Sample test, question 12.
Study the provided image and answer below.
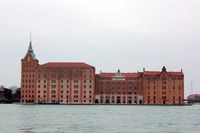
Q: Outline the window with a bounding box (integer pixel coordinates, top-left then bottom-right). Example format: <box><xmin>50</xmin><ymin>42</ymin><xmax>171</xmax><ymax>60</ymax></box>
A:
<box><xmin>74</xmin><ymin>85</ymin><xmax>78</xmax><ymax>88</ymax></box>
<box><xmin>162</xmin><ymin>91</ymin><xmax>166</xmax><ymax>95</ymax></box>
<box><xmin>51</xmin><ymin>85</ymin><xmax>56</xmax><ymax>88</ymax></box>
<box><xmin>51</xmin><ymin>90</ymin><xmax>56</xmax><ymax>94</ymax></box>
<box><xmin>74</xmin><ymin>95</ymin><xmax>78</xmax><ymax>98</ymax></box>
<box><xmin>74</xmin><ymin>80</ymin><xmax>78</xmax><ymax>83</ymax></box>
<box><xmin>162</xmin><ymin>80</ymin><xmax>166</xmax><ymax>84</ymax></box>
<box><xmin>178</xmin><ymin>86</ymin><xmax>181</xmax><ymax>90</ymax></box>
<box><xmin>173</xmin><ymin>86</ymin><xmax>175</xmax><ymax>90</ymax></box>
<box><xmin>51</xmin><ymin>80</ymin><xmax>56</xmax><ymax>83</ymax></box>
<box><xmin>162</xmin><ymin>86</ymin><xmax>166</xmax><ymax>90</ymax></box>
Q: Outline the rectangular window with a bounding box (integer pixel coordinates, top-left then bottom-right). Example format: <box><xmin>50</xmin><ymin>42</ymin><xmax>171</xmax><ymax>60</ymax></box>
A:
<box><xmin>74</xmin><ymin>85</ymin><xmax>78</xmax><ymax>88</ymax></box>
<box><xmin>74</xmin><ymin>90</ymin><xmax>78</xmax><ymax>94</ymax></box>
<box><xmin>162</xmin><ymin>91</ymin><xmax>166</xmax><ymax>95</ymax></box>
<box><xmin>173</xmin><ymin>86</ymin><xmax>175</xmax><ymax>90</ymax></box>
<box><xmin>162</xmin><ymin>80</ymin><xmax>166</xmax><ymax>84</ymax></box>
<box><xmin>162</xmin><ymin>86</ymin><xmax>166</xmax><ymax>90</ymax></box>
<box><xmin>74</xmin><ymin>80</ymin><xmax>78</xmax><ymax>83</ymax></box>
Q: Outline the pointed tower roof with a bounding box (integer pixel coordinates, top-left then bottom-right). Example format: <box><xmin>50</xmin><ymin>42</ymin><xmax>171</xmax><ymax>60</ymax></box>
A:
<box><xmin>26</xmin><ymin>33</ymin><xmax>36</xmax><ymax>59</ymax></box>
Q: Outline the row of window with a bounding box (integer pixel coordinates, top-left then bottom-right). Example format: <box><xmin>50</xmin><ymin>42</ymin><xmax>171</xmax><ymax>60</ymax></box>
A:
<box><xmin>37</xmin><ymin>90</ymin><xmax>92</xmax><ymax>94</ymax></box>
<box><xmin>147</xmin><ymin>80</ymin><xmax>182</xmax><ymax>85</ymax></box>
<box><xmin>147</xmin><ymin>86</ymin><xmax>182</xmax><ymax>90</ymax></box>
<box><xmin>147</xmin><ymin>96</ymin><xmax>181</xmax><ymax>100</ymax></box>
<box><xmin>101</xmin><ymin>81</ymin><xmax>136</xmax><ymax>85</ymax></box>
<box><xmin>100</xmin><ymin>92</ymin><xmax>137</xmax><ymax>95</ymax></box>
<box><xmin>37</xmin><ymin>80</ymin><xmax>93</xmax><ymax>84</ymax></box>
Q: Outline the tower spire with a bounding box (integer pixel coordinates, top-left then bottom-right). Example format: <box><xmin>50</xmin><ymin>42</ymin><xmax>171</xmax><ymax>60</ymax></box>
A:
<box><xmin>26</xmin><ymin>32</ymin><xmax>36</xmax><ymax>59</ymax></box>
<box><xmin>28</xmin><ymin>32</ymin><xmax>33</xmax><ymax>52</ymax></box>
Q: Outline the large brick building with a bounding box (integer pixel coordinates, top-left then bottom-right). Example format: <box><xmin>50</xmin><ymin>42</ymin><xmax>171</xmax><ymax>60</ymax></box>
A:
<box><xmin>21</xmin><ymin>42</ymin><xmax>184</xmax><ymax>105</ymax></box>
<box><xmin>95</xmin><ymin>67</ymin><xmax>184</xmax><ymax>105</ymax></box>
<box><xmin>95</xmin><ymin>70</ymin><xmax>143</xmax><ymax>104</ymax></box>
<box><xmin>21</xmin><ymin>41</ymin><xmax>95</xmax><ymax>104</ymax></box>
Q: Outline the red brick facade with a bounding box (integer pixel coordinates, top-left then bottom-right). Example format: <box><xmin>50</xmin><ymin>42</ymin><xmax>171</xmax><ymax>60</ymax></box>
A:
<box><xmin>21</xmin><ymin>42</ymin><xmax>95</xmax><ymax>104</ymax></box>
<box><xmin>21</xmin><ymin>42</ymin><xmax>184</xmax><ymax>105</ymax></box>
<box><xmin>95</xmin><ymin>67</ymin><xmax>184</xmax><ymax>105</ymax></box>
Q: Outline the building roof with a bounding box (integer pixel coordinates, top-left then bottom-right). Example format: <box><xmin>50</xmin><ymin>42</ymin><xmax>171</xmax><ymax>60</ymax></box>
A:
<box><xmin>188</xmin><ymin>94</ymin><xmax>200</xmax><ymax>97</ymax></box>
<box><xmin>40</xmin><ymin>62</ymin><xmax>95</xmax><ymax>68</ymax></box>
<box><xmin>144</xmin><ymin>71</ymin><xmax>183</xmax><ymax>76</ymax></box>
<box><xmin>26</xmin><ymin>41</ymin><xmax>36</xmax><ymax>59</ymax></box>
<box><xmin>100</xmin><ymin>73</ymin><xmax>139</xmax><ymax>78</ymax></box>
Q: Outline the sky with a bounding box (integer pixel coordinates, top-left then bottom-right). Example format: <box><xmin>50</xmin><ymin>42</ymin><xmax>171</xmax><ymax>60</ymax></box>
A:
<box><xmin>0</xmin><ymin>0</ymin><xmax>199</xmax><ymax>96</ymax></box>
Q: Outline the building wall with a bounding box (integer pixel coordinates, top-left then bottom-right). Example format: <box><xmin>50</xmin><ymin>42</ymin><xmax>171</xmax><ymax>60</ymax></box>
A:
<box><xmin>35</xmin><ymin>67</ymin><xmax>95</xmax><ymax>104</ymax></box>
<box><xmin>95</xmin><ymin>72</ymin><xmax>143</xmax><ymax>104</ymax></box>
<box><xmin>21</xmin><ymin>54</ymin><xmax>38</xmax><ymax>103</ymax></box>
<box><xmin>142</xmin><ymin>71</ymin><xmax>184</xmax><ymax>105</ymax></box>
<box><xmin>95</xmin><ymin>68</ymin><xmax>184</xmax><ymax>105</ymax></box>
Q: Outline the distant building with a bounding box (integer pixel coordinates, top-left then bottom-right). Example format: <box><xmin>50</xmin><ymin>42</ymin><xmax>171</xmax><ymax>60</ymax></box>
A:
<box><xmin>0</xmin><ymin>86</ymin><xmax>13</xmax><ymax>103</ymax></box>
<box><xmin>21</xmin><ymin>41</ymin><xmax>95</xmax><ymax>104</ymax></box>
<box><xmin>20</xmin><ymin>40</ymin><xmax>184</xmax><ymax>105</ymax></box>
<box><xmin>187</xmin><ymin>94</ymin><xmax>200</xmax><ymax>102</ymax></box>
<box><xmin>0</xmin><ymin>86</ymin><xmax>5</xmax><ymax>101</ymax></box>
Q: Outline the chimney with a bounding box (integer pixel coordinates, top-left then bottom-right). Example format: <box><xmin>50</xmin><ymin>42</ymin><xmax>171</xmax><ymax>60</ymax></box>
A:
<box><xmin>143</xmin><ymin>67</ymin><xmax>145</xmax><ymax>72</ymax></box>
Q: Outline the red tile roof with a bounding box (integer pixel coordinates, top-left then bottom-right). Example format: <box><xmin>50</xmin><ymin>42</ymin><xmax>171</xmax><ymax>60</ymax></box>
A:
<box><xmin>144</xmin><ymin>71</ymin><xmax>160</xmax><ymax>76</ymax></box>
<box><xmin>168</xmin><ymin>72</ymin><xmax>184</xmax><ymax>76</ymax></box>
<box><xmin>40</xmin><ymin>62</ymin><xmax>94</xmax><ymax>68</ymax></box>
<box><xmin>100</xmin><ymin>73</ymin><xmax>139</xmax><ymax>78</ymax></box>
<box><xmin>189</xmin><ymin>94</ymin><xmax>200</xmax><ymax>97</ymax></box>
<box><xmin>144</xmin><ymin>71</ymin><xmax>183</xmax><ymax>76</ymax></box>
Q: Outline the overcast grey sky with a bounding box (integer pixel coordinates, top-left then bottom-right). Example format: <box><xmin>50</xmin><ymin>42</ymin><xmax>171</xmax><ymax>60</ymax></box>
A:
<box><xmin>0</xmin><ymin>0</ymin><xmax>200</xmax><ymax>96</ymax></box>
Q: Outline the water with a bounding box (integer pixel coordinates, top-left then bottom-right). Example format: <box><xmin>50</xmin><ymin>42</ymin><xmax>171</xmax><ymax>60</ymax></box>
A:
<box><xmin>0</xmin><ymin>104</ymin><xmax>200</xmax><ymax>133</ymax></box>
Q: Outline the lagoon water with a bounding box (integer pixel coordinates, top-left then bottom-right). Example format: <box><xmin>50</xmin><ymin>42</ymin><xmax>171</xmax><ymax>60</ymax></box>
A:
<box><xmin>0</xmin><ymin>104</ymin><xmax>200</xmax><ymax>133</ymax></box>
